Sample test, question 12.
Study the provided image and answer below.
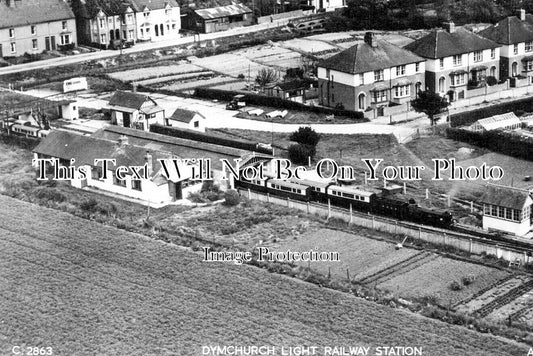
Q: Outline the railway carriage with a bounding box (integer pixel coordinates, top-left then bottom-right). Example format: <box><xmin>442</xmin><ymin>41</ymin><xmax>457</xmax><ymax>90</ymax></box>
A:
<box><xmin>325</xmin><ymin>185</ymin><xmax>374</xmax><ymax>211</ymax></box>
<box><xmin>265</xmin><ymin>179</ymin><xmax>310</xmax><ymax>202</ymax></box>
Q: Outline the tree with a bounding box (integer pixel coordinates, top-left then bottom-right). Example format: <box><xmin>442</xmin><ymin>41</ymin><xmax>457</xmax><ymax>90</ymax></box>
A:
<box><xmin>255</xmin><ymin>68</ymin><xmax>278</xmax><ymax>88</ymax></box>
<box><xmin>411</xmin><ymin>90</ymin><xmax>450</xmax><ymax>127</ymax></box>
<box><xmin>288</xmin><ymin>144</ymin><xmax>315</xmax><ymax>165</ymax></box>
<box><xmin>289</xmin><ymin>126</ymin><xmax>321</xmax><ymax>147</ymax></box>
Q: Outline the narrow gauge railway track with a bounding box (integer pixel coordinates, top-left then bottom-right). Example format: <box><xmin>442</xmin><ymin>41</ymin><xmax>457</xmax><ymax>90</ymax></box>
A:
<box><xmin>238</xmin><ymin>188</ymin><xmax>533</xmax><ymax>255</ymax></box>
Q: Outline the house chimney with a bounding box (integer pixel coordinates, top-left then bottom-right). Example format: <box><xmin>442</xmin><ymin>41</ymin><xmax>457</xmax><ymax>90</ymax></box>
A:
<box><xmin>117</xmin><ymin>135</ymin><xmax>129</xmax><ymax>146</ymax></box>
<box><xmin>443</xmin><ymin>21</ymin><xmax>456</xmax><ymax>33</ymax></box>
<box><xmin>519</xmin><ymin>9</ymin><xmax>526</xmax><ymax>21</ymax></box>
<box><xmin>364</xmin><ymin>32</ymin><xmax>378</xmax><ymax>48</ymax></box>
<box><xmin>145</xmin><ymin>151</ymin><xmax>153</xmax><ymax>177</ymax></box>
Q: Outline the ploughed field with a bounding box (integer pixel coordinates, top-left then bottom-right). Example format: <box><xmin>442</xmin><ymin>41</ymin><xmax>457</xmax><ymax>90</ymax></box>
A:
<box><xmin>0</xmin><ymin>195</ymin><xmax>529</xmax><ymax>355</ymax></box>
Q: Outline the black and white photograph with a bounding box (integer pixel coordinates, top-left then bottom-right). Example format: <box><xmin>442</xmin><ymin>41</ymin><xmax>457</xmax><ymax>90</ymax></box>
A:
<box><xmin>2</xmin><ymin>0</ymin><xmax>533</xmax><ymax>355</ymax></box>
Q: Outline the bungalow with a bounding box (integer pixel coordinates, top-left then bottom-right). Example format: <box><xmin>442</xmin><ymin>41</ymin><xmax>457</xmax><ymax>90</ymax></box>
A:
<box><xmin>317</xmin><ymin>32</ymin><xmax>425</xmax><ymax>112</ymax></box>
<box><xmin>108</xmin><ymin>91</ymin><xmax>165</xmax><ymax>132</ymax></box>
<box><xmin>166</xmin><ymin>108</ymin><xmax>206</xmax><ymax>132</ymax></box>
<box><xmin>479</xmin><ymin>10</ymin><xmax>533</xmax><ymax>85</ymax></box>
<box><xmin>479</xmin><ymin>185</ymin><xmax>532</xmax><ymax>236</ymax></box>
<box><xmin>265</xmin><ymin>80</ymin><xmax>309</xmax><ymax>103</ymax></box>
<box><xmin>183</xmin><ymin>3</ymin><xmax>253</xmax><ymax>34</ymax></box>
<box><xmin>0</xmin><ymin>0</ymin><xmax>76</xmax><ymax>57</ymax></box>
<box><xmin>404</xmin><ymin>22</ymin><xmax>500</xmax><ymax>102</ymax></box>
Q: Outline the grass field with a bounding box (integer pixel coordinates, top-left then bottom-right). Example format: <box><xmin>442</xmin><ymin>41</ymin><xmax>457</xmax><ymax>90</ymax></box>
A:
<box><xmin>0</xmin><ymin>195</ymin><xmax>530</xmax><ymax>355</ymax></box>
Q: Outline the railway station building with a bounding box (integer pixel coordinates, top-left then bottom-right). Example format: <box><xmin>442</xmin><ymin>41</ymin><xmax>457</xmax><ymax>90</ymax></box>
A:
<box><xmin>479</xmin><ymin>185</ymin><xmax>533</xmax><ymax>236</ymax></box>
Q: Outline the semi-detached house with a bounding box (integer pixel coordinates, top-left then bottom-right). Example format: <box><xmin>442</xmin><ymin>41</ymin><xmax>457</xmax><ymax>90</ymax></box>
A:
<box><xmin>0</xmin><ymin>0</ymin><xmax>76</xmax><ymax>57</ymax></box>
<box><xmin>479</xmin><ymin>10</ymin><xmax>533</xmax><ymax>84</ymax></box>
<box><xmin>317</xmin><ymin>32</ymin><xmax>425</xmax><ymax>112</ymax></box>
<box><xmin>404</xmin><ymin>22</ymin><xmax>500</xmax><ymax>102</ymax></box>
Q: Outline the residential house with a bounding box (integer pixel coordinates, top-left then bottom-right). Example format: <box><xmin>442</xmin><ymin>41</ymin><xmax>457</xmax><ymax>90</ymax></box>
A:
<box><xmin>72</xmin><ymin>0</ymin><xmax>137</xmax><ymax>48</ymax></box>
<box><xmin>317</xmin><ymin>32</ymin><xmax>425</xmax><ymax>112</ymax></box>
<box><xmin>108</xmin><ymin>91</ymin><xmax>165</xmax><ymax>132</ymax></box>
<box><xmin>479</xmin><ymin>185</ymin><xmax>532</xmax><ymax>236</ymax></box>
<box><xmin>132</xmin><ymin>0</ymin><xmax>181</xmax><ymax>42</ymax></box>
<box><xmin>306</xmin><ymin>0</ymin><xmax>346</xmax><ymax>12</ymax></box>
<box><xmin>166</xmin><ymin>108</ymin><xmax>206</xmax><ymax>132</ymax></box>
<box><xmin>0</xmin><ymin>0</ymin><xmax>76</xmax><ymax>57</ymax></box>
<box><xmin>479</xmin><ymin>10</ymin><xmax>533</xmax><ymax>85</ymax></box>
<box><xmin>183</xmin><ymin>3</ymin><xmax>253</xmax><ymax>33</ymax></box>
<box><xmin>404</xmin><ymin>22</ymin><xmax>500</xmax><ymax>102</ymax></box>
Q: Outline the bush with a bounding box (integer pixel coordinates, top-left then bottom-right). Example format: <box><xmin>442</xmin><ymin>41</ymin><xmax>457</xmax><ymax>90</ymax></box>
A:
<box><xmin>33</xmin><ymin>186</ymin><xmax>66</xmax><ymax>203</ymax></box>
<box><xmin>450</xmin><ymin>280</ymin><xmax>464</xmax><ymax>291</ymax></box>
<box><xmin>486</xmin><ymin>76</ymin><xmax>498</xmax><ymax>86</ymax></box>
<box><xmin>224</xmin><ymin>189</ymin><xmax>240</xmax><ymax>206</ymax></box>
<box><xmin>201</xmin><ymin>180</ymin><xmax>220</xmax><ymax>193</ymax></box>
<box><xmin>289</xmin><ymin>126</ymin><xmax>321</xmax><ymax>147</ymax></box>
<box><xmin>462</xmin><ymin>275</ymin><xmax>476</xmax><ymax>286</ymax></box>
<box><xmin>80</xmin><ymin>198</ymin><xmax>99</xmax><ymax>213</ymax></box>
<box><xmin>288</xmin><ymin>144</ymin><xmax>315</xmax><ymax>165</ymax></box>
<box><xmin>188</xmin><ymin>192</ymin><xmax>205</xmax><ymax>203</ymax></box>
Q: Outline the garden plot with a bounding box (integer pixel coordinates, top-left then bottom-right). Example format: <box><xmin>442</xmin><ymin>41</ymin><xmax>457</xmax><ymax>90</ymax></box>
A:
<box><xmin>380</xmin><ymin>33</ymin><xmax>415</xmax><ymax>47</ymax></box>
<box><xmin>276</xmin><ymin>228</ymin><xmax>421</xmax><ymax>281</ymax></box>
<box><xmin>486</xmin><ymin>287</ymin><xmax>533</xmax><ymax>326</ymax></box>
<box><xmin>280</xmin><ymin>38</ymin><xmax>338</xmax><ymax>54</ymax></box>
<box><xmin>306</xmin><ymin>32</ymin><xmax>358</xmax><ymax>42</ymax></box>
<box><xmin>377</xmin><ymin>257</ymin><xmax>511</xmax><ymax>306</ymax></box>
<box><xmin>137</xmin><ymin>71</ymin><xmax>215</xmax><ymax>86</ymax></box>
<box><xmin>455</xmin><ymin>275</ymin><xmax>530</xmax><ymax>314</ymax></box>
<box><xmin>238</xmin><ymin>45</ymin><xmax>303</xmax><ymax>69</ymax></box>
<box><xmin>190</xmin><ymin>53</ymin><xmax>273</xmax><ymax>78</ymax></box>
<box><xmin>108</xmin><ymin>63</ymin><xmax>204</xmax><ymax>82</ymax></box>
<box><xmin>160</xmin><ymin>76</ymin><xmax>247</xmax><ymax>92</ymax></box>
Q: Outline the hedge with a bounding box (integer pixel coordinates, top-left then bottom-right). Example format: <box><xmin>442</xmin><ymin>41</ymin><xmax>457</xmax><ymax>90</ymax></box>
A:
<box><xmin>150</xmin><ymin>124</ymin><xmax>273</xmax><ymax>154</ymax></box>
<box><xmin>446</xmin><ymin>127</ymin><xmax>533</xmax><ymax>161</ymax></box>
<box><xmin>194</xmin><ymin>88</ymin><xmax>366</xmax><ymax>120</ymax></box>
<box><xmin>450</xmin><ymin>96</ymin><xmax>533</xmax><ymax>127</ymax></box>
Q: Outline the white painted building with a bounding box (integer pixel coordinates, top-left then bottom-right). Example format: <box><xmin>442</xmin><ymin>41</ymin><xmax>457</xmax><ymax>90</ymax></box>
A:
<box><xmin>133</xmin><ymin>0</ymin><xmax>181</xmax><ymax>42</ymax></box>
<box><xmin>108</xmin><ymin>91</ymin><xmax>165</xmax><ymax>132</ymax></box>
<box><xmin>166</xmin><ymin>108</ymin><xmax>206</xmax><ymax>132</ymax></box>
<box><xmin>480</xmin><ymin>185</ymin><xmax>533</xmax><ymax>236</ymax></box>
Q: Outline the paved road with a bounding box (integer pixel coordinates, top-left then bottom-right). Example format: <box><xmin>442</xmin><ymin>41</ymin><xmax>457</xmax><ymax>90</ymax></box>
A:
<box><xmin>0</xmin><ymin>22</ymin><xmax>289</xmax><ymax>76</ymax></box>
<box><xmin>22</xmin><ymin>88</ymin><xmax>418</xmax><ymax>140</ymax></box>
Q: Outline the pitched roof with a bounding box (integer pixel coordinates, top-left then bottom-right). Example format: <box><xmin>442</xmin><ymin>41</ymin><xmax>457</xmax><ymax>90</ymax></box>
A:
<box><xmin>194</xmin><ymin>3</ymin><xmax>252</xmax><ymax>19</ymax></box>
<box><xmin>0</xmin><ymin>0</ymin><xmax>74</xmax><ymax>28</ymax></box>
<box><xmin>271</xmin><ymin>80</ymin><xmax>308</xmax><ymax>91</ymax></box>
<box><xmin>130</xmin><ymin>0</ymin><xmax>179</xmax><ymax>11</ymax></box>
<box><xmin>32</xmin><ymin>130</ymin><xmax>163</xmax><ymax>174</ymax></box>
<box><xmin>318</xmin><ymin>40</ymin><xmax>424</xmax><ymax>75</ymax></box>
<box><xmin>474</xmin><ymin>112</ymin><xmax>521</xmax><ymax>131</ymax></box>
<box><xmin>404</xmin><ymin>28</ymin><xmax>499</xmax><ymax>59</ymax></box>
<box><xmin>108</xmin><ymin>91</ymin><xmax>156</xmax><ymax>110</ymax></box>
<box><xmin>169</xmin><ymin>108</ymin><xmax>202</xmax><ymax>124</ymax></box>
<box><xmin>479</xmin><ymin>16</ymin><xmax>533</xmax><ymax>45</ymax></box>
<box><xmin>91</xmin><ymin>125</ymin><xmax>249</xmax><ymax>170</ymax></box>
<box><xmin>72</xmin><ymin>0</ymin><xmax>135</xmax><ymax>18</ymax></box>
<box><xmin>479</xmin><ymin>185</ymin><xmax>532</xmax><ymax>210</ymax></box>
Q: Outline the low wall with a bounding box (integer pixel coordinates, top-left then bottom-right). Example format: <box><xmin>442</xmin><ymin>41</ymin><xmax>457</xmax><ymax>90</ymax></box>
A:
<box><xmin>242</xmin><ymin>189</ymin><xmax>530</xmax><ymax>265</ymax></box>
<box><xmin>257</xmin><ymin>10</ymin><xmax>314</xmax><ymax>24</ymax></box>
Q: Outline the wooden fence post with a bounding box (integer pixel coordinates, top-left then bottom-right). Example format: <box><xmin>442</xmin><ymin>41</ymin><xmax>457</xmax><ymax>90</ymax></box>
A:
<box><xmin>470</xmin><ymin>201</ymin><xmax>474</xmax><ymax>213</ymax></box>
<box><xmin>307</xmin><ymin>201</ymin><xmax>310</xmax><ymax>214</ymax></box>
<box><xmin>287</xmin><ymin>196</ymin><xmax>290</xmax><ymax>208</ymax></box>
<box><xmin>267</xmin><ymin>192</ymin><xmax>270</xmax><ymax>203</ymax></box>
<box><xmin>372</xmin><ymin>216</ymin><xmax>375</xmax><ymax>229</ymax></box>
<box><xmin>349</xmin><ymin>204</ymin><xmax>353</xmax><ymax>224</ymax></box>
<box><xmin>469</xmin><ymin>239</ymin><xmax>473</xmax><ymax>254</ymax></box>
<box><xmin>346</xmin><ymin>268</ymin><xmax>350</xmax><ymax>281</ymax></box>
<box><xmin>328</xmin><ymin>198</ymin><xmax>331</xmax><ymax>219</ymax></box>
<box><xmin>248</xmin><ymin>188</ymin><xmax>251</xmax><ymax>199</ymax></box>
<box><xmin>418</xmin><ymin>227</ymin><xmax>421</xmax><ymax>240</ymax></box>
<box><xmin>425</xmin><ymin>189</ymin><xmax>429</xmax><ymax>199</ymax></box>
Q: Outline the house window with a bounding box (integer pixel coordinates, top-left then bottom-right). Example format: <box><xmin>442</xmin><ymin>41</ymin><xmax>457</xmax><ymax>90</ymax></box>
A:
<box><xmin>166</xmin><ymin>8</ymin><xmax>172</xmax><ymax>15</ymax></box>
<box><xmin>194</xmin><ymin>121</ymin><xmax>199</xmax><ymax>128</ymax></box>
<box><xmin>415</xmin><ymin>62</ymin><xmax>420</xmax><ymax>72</ymax></box>
<box><xmin>114</xmin><ymin>175</ymin><xmax>127</xmax><ymax>187</ymax></box>
<box><xmin>10</xmin><ymin>42</ymin><xmax>16</xmax><ymax>53</ymax></box>
<box><xmin>31</xmin><ymin>26</ymin><xmax>36</xmax><ymax>35</ymax></box>
<box><xmin>394</xmin><ymin>85</ymin><xmax>410</xmax><ymax>98</ymax></box>
<box><xmin>438</xmin><ymin>77</ymin><xmax>445</xmax><ymax>92</ymax></box>
<box><xmin>99</xmin><ymin>18</ymin><xmax>104</xmax><ymax>28</ymax></box>
<box><xmin>374</xmin><ymin>70</ymin><xmax>384</xmax><ymax>82</ymax></box>
<box><xmin>100</xmin><ymin>34</ymin><xmax>107</xmax><ymax>43</ymax></box>
<box><xmin>9</xmin><ymin>28</ymin><xmax>14</xmax><ymax>38</ymax></box>
<box><xmin>396</xmin><ymin>65</ymin><xmax>406</xmax><ymax>76</ymax></box>
<box><xmin>60</xmin><ymin>34</ymin><xmax>70</xmax><ymax>45</ymax></box>
<box><xmin>512</xmin><ymin>62</ymin><xmax>518</xmax><ymax>76</ymax></box>
<box><xmin>526</xmin><ymin>61</ymin><xmax>533</xmax><ymax>71</ymax></box>
<box><xmin>451</xmin><ymin>74</ymin><xmax>465</xmax><ymax>86</ymax></box>
<box><xmin>132</xmin><ymin>179</ymin><xmax>142</xmax><ymax>191</ymax></box>
<box><xmin>453</xmin><ymin>55</ymin><xmax>462</xmax><ymax>66</ymax></box>
<box><xmin>490</xmin><ymin>66</ymin><xmax>496</xmax><ymax>77</ymax></box>
<box><xmin>527</xmin><ymin>42</ymin><xmax>533</xmax><ymax>53</ymax></box>
<box><xmin>62</xmin><ymin>21</ymin><xmax>67</xmax><ymax>30</ymax></box>
<box><xmin>359</xmin><ymin>73</ymin><xmax>364</xmax><ymax>85</ymax></box>
<box><xmin>439</xmin><ymin>58</ymin><xmax>444</xmax><ymax>69</ymax></box>
<box><xmin>172</xmin><ymin>24</ymin><xmax>176</xmax><ymax>30</ymax></box>
<box><xmin>514</xmin><ymin>44</ymin><xmax>519</xmax><ymax>55</ymax></box>
<box><xmin>128</xmin><ymin>30</ymin><xmax>134</xmax><ymax>39</ymax></box>
<box><xmin>491</xmin><ymin>48</ymin><xmax>496</xmax><ymax>59</ymax></box>
<box><xmin>371</xmin><ymin>90</ymin><xmax>387</xmax><ymax>103</ymax></box>
<box><xmin>127</xmin><ymin>14</ymin><xmax>133</xmax><ymax>24</ymax></box>
<box><xmin>144</xmin><ymin>11</ymin><xmax>150</xmax><ymax>17</ymax></box>
<box><xmin>473</xmin><ymin>51</ymin><xmax>483</xmax><ymax>62</ymax></box>
<box><xmin>32</xmin><ymin>39</ymin><xmax>38</xmax><ymax>50</ymax></box>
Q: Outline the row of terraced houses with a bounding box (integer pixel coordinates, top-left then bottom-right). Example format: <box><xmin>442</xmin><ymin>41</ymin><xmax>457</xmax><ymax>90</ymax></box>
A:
<box><xmin>318</xmin><ymin>10</ymin><xmax>533</xmax><ymax>114</ymax></box>
<box><xmin>0</xmin><ymin>0</ymin><xmax>257</xmax><ymax>56</ymax></box>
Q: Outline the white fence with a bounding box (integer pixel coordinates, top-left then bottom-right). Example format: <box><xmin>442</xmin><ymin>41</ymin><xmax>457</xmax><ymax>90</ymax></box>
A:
<box><xmin>241</xmin><ymin>189</ymin><xmax>531</xmax><ymax>265</ymax></box>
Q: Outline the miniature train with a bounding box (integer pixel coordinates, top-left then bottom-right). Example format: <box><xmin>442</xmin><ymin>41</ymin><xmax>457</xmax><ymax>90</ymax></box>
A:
<box><xmin>235</xmin><ymin>176</ymin><xmax>454</xmax><ymax>228</ymax></box>
<box><xmin>0</xmin><ymin>119</ymin><xmax>49</xmax><ymax>138</ymax></box>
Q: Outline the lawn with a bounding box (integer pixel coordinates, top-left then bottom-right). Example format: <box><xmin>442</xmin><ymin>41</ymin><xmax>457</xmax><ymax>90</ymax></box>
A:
<box><xmin>0</xmin><ymin>195</ymin><xmax>529</xmax><ymax>355</ymax></box>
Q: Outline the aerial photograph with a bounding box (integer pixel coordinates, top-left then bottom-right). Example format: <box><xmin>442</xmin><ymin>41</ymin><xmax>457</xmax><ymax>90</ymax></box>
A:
<box><xmin>2</xmin><ymin>0</ymin><xmax>533</xmax><ymax>355</ymax></box>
